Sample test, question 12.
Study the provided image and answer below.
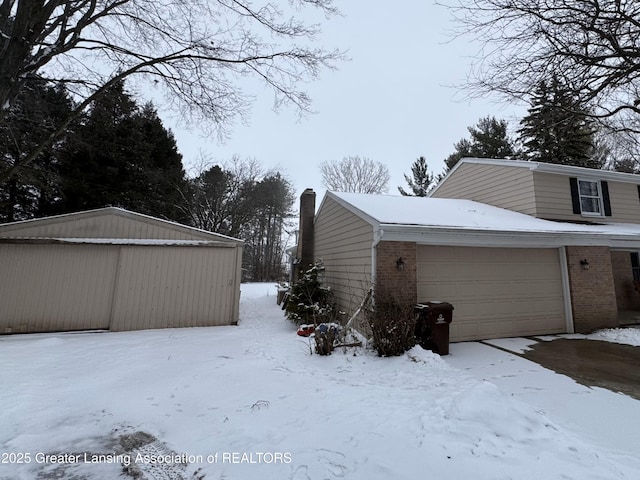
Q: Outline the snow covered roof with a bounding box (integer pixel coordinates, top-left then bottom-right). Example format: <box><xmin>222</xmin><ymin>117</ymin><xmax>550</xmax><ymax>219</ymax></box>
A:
<box><xmin>325</xmin><ymin>191</ymin><xmax>640</xmax><ymax>248</ymax></box>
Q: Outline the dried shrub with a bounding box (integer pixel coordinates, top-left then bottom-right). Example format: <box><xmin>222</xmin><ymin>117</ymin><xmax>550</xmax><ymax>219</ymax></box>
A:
<box><xmin>314</xmin><ymin>323</ymin><xmax>340</xmax><ymax>356</ymax></box>
<box><xmin>366</xmin><ymin>293</ymin><xmax>416</xmax><ymax>357</ymax></box>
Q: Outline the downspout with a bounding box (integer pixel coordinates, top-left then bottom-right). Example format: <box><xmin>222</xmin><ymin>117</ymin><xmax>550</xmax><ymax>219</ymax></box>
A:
<box><xmin>559</xmin><ymin>246</ymin><xmax>575</xmax><ymax>334</ymax></box>
<box><xmin>371</xmin><ymin>226</ymin><xmax>384</xmax><ymax>289</ymax></box>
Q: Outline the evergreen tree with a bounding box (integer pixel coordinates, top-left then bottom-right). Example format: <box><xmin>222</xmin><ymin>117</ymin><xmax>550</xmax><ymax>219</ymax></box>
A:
<box><xmin>58</xmin><ymin>81</ymin><xmax>187</xmax><ymax>220</ymax></box>
<box><xmin>243</xmin><ymin>173</ymin><xmax>294</xmax><ymax>281</ymax></box>
<box><xmin>444</xmin><ymin>116</ymin><xmax>515</xmax><ymax>170</ymax></box>
<box><xmin>181</xmin><ymin>158</ymin><xmax>295</xmax><ymax>281</ymax></box>
<box><xmin>518</xmin><ymin>77</ymin><xmax>599</xmax><ymax>168</ymax></box>
<box><xmin>0</xmin><ymin>79</ymin><xmax>74</xmax><ymax>222</ymax></box>
<box><xmin>398</xmin><ymin>156</ymin><xmax>434</xmax><ymax>196</ymax></box>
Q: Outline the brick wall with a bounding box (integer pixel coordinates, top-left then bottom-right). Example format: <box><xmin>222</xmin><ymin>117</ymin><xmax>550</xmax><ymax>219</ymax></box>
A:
<box><xmin>566</xmin><ymin>246</ymin><xmax>618</xmax><ymax>333</ymax></box>
<box><xmin>610</xmin><ymin>250</ymin><xmax>640</xmax><ymax>311</ymax></box>
<box><xmin>375</xmin><ymin>241</ymin><xmax>417</xmax><ymax>306</ymax></box>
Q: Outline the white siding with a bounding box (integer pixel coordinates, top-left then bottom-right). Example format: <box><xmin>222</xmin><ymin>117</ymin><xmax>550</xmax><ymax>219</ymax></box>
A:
<box><xmin>432</xmin><ymin>163</ymin><xmax>537</xmax><ymax>215</ymax></box>
<box><xmin>314</xmin><ymin>197</ymin><xmax>374</xmax><ymax>317</ymax></box>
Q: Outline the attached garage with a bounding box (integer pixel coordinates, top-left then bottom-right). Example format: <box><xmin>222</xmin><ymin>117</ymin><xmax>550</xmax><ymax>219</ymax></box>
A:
<box><xmin>0</xmin><ymin>208</ymin><xmax>243</xmax><ymax>334</ymax></box>
<box><xmin>305</xmin><ymin>191</ymin><xmax>640</xmax><ymax>342</ymax></box>
<box><xmin>417</xmin><ymin>245</ymin><xmax>566</xmax><ymax>341</ymax></box>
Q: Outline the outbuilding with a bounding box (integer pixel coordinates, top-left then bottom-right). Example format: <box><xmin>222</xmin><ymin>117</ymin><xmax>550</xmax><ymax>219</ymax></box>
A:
<box><xmin>0</xmin><ymin>207</ymin><xmax>243</xmax><ymax>334</ymax></box>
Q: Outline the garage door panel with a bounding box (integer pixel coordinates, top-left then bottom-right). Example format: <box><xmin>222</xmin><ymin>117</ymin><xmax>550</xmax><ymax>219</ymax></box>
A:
<box><xmin>417</xmin><ymin>245</ymin><xmax>566</xmax><ymax>341</ymax></box>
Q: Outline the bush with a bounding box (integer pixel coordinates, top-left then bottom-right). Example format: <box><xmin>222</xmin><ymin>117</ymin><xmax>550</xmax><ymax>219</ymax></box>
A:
<box><xmin>314</xmin><ymin>323</ymin><xmax>340</xmax><ymax>356</ymax></box>
<box><xmin>366</xmin><ymin>293</ymin><xmax>416</xmax><ymax>357</ymax></box>
<box><xmin>285</xmin><ymin>261</ymin><xmax>335</xmax><ymax>325</ymax></box>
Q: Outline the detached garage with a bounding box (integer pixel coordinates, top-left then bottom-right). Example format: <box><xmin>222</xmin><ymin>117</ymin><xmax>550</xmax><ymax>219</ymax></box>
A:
<box><xmin>0</xmin><ymin>208</ymin><xmax>243</xmax><ymax>334</ymax></box>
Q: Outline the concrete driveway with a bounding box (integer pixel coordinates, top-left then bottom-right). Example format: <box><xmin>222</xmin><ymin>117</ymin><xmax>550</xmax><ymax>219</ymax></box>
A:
<box><xmin>445</xmin><ymin>338</ymin><xmax>640</xmax><ymax>459</ymax></box>
<box><xmin>520</xmin><ymin>338</ymin><xmax>640</xmax><ymax>401</ymax></box>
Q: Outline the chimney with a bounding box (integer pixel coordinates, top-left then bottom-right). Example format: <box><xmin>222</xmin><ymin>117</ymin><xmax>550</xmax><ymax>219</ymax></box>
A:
<box><xmin>296</xmin><ymin>188</ymin><xmax>316</xmax><ymax>276</ymax></box>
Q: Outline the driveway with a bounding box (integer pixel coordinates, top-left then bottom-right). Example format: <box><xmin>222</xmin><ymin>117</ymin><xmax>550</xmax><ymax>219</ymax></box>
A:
<box><xmin>520</xmin><ymin>338</ymin><xmax>640</xmax><ymax>401</ymax></box>
<box><xmin>446</xmin><ymin>338</ymin><xmax>640</xmax><ymax>459</ymax></box>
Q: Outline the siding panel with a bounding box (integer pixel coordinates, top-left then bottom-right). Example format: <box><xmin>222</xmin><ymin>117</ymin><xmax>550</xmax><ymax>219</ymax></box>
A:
<box><xmin>110</xmin><ymin>245</ymin><xmax>239</xmax><ymax>331</ymax></box>
<box><xmin>314</xmin><ymin>197</ymin><xmax>374</xmax><ymax>317</ymax></box>
<box><xmin>0</xmin><ymin>244</ymin><xmax>117</xmax><ymax>333</ymax></box>
<box><xmin>432</xmin><ymin>163</ymin><xmax>537</xmax><ymax>215</ymax></box>
<box><xmin>534</xmin><ymin>172</ymin><xmax>640</xmax><ymax>223</ymax></box>
<box><xmin>0</xmin><ymin>208</ymin><xmax>233</xmax><ymax>241</ymax></box>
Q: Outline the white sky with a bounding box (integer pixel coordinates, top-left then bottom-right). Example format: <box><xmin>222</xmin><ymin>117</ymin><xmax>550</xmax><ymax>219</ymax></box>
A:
<box><xmin>164</xmin><ymin>1</ymin><xmax>527</xmax><ymax>200</ymax></box>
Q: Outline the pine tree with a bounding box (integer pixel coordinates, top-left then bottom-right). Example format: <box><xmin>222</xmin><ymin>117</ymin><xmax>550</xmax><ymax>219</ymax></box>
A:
<box><xmin>398</xmin><ymin>156</ymin><xmax>434</xmax><ymax>196</ymax></box>
<box><xmin>518</xmin><ymin>76</ymin><xmax>599</xmax><ymax>168</ymax></box>
<box><xmin>0</xmin><ymin>79</ymin><xmax>74</xmax><ymax>222</ymax></box>
<box><xmin>58</xmin><ymin>81</ymin><xmax>187</xmax><ymax>220</ymax></box>
<box><xmin>444</xmin><ymin>116</ymin><xmax>515</xmax><ymax>170</ymax></box>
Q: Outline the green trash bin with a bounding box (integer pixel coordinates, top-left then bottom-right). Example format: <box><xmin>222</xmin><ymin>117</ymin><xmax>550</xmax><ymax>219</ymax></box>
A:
<box><xmin>414</xmin><ymin>301</ymin><xmax>454</xmax><ymax>355</ymax></box>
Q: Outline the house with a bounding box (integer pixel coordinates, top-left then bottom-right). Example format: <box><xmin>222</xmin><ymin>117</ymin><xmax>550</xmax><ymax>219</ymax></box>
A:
<box><xmin>0</xmin><ymin>207</ymin><xmax>243</xmax><ymax>334</ymax></box>
<box><xmin>429</xmin><ymin>157</ymin><xmax>640</xmax><ymax>224</ymax></box>
<box><xmin>430</xmin><ymin>158</ymin><xmax>640</xmax><ymax>329</ymax></box>
<box><xmin>298</xmin><ymin>178</ymin><xmax>640</xmax><ymax>342</ymax></box>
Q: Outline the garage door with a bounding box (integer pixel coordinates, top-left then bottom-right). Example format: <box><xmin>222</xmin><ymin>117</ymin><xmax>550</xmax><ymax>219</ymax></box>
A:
<box><xmin>417</xmin><ymin>245</ymin><xmax>566</xmax><ymax>341</ymax></box>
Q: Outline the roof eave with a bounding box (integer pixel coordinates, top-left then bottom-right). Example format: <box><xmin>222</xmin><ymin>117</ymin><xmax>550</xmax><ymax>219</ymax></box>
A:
<box><xmin>379</xmin><ymin>224</ymin><xmax>640</xmax><ymax>249</ymax></box>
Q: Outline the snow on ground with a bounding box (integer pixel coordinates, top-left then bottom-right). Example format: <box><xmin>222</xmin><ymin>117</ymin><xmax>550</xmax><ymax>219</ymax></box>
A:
<box><xmin>1</xmin><ymin>283</ymin><xmax>640</xmax><ymax>479</ymax></box>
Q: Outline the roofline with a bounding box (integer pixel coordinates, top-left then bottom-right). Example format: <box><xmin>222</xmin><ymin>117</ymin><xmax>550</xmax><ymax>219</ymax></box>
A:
<box><xmin>0</xmin><ymin>237</ymin><xmax>238</xmax><ymax>247</ymax></box>
<box><xmin>317</xmin><ymin>191</ymin><xmax>380</xmax><ymax>227</ymax></box>
<box><xmin>0</xmin><ymin>207</ymin><xmax>243</xmax><ymax>243</ymax></box>
<box><xmin>379</xmin><ymin>223</ymin><xmax>640</xmax><ymax>249</ymax></box>
<box><xmin>430</xmin><ymin>157</ymin><xmax>640</xmax><ymax>196</ymax></box>
<box><xmin>318</xmin><ymin>190</ymin><xmax>640</xmax><ymax>248</ymax></box>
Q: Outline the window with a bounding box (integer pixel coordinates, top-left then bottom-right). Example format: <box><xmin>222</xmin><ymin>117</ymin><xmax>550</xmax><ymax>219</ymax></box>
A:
<box><xmin>631</xmin><ymin>252</ymin><xmax>640</xmax><ymax>282</ymax></box>
<box><xmin>569</xmin><ymin>177</ymin><xmax>611</xmax><ymax>217</ymax></box>
<box><xmin>578</xmin><ymin>179</ymin><xmax>602</xmax><ymax>215</ymax></box>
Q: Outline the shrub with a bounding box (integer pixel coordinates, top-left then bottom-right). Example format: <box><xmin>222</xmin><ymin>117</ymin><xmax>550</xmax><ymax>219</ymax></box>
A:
<box><xmin>314</xmin><ymin>323</ymin><xmax>340</xmax><ymax>356</ymax></box>
<box><xmin>366</xmin><ymin>293</ymin><xmax>416</xmax><ymax>357</ymax></box>
<box><xmin>285</xmin><ymin>261</ymin><xmax>335</xmax><ymax>325</ymax></box>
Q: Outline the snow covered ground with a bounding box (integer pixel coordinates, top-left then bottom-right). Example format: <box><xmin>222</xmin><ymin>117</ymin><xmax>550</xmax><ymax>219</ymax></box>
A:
<box><xmin>1</xmin><ymin>283</ymin><xmax>640</xmax><ymax>480</ymax></box>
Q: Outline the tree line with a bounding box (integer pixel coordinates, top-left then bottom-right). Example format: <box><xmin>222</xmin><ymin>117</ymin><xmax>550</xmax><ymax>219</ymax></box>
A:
<box><xmin>0</xmin><ymin>79</ymin><xmax>294</xmax><ymax>282</ymax></box>
<box><xmin>325</xmin><ymin>74</ymin><xmax>640</xmax><ymax>198</ymax></box>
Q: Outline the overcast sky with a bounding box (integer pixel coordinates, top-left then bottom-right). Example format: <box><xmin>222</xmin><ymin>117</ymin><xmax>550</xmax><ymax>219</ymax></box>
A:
<box><xmin>164</xmin><ymin>1</ymin><xmax>527</xmax><ymax>201</ymax></box>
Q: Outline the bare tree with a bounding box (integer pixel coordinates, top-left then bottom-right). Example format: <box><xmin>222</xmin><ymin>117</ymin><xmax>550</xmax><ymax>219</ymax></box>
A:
<box><xmin>320</xmin><ymin>155</ymin><xmax>390</xmax><ymax>194</ymax></box>
<box><xmin>442</xmin><ymin>0</ymin><xmax>640</xmax><ymax>133</ymax></box>
<box><xmin>0</xmin><ymin>0</ymin><xmax>342</xmax><ymax>182</ymax></box>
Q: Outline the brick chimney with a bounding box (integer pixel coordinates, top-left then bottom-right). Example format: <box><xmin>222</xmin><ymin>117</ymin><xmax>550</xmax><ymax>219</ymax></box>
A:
<box><xmin>296</xmin><ymin>188</ymin><xmax>316</xmax><ymax>277</ymax></box>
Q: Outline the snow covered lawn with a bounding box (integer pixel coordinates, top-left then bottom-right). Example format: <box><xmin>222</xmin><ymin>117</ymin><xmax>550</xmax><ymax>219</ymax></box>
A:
<box><xmin>1</xmin><ymin>283</ymin><xmax>640</xmax><ymax>479</ymax></box>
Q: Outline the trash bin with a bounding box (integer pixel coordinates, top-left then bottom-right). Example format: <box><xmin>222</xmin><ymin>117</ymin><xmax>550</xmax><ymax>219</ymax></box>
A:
<box><xmin>414</xmin><ymin>301</ymin><xmax>454</xmax><ymax>355</ymax></box>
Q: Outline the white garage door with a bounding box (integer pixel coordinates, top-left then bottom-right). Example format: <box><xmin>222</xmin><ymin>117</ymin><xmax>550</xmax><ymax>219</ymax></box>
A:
<box><xmin>417</xmin><ymin>245</ymin><xmax>566</xmax><ymax>341</ymax></box>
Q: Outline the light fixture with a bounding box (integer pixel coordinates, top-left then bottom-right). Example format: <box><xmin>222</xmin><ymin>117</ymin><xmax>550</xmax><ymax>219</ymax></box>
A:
<box><xmin>396</xmin><ymin>257</ymin><xmax>405</xmax><ymax>272</ymax></box>
<box><xmin>580</xmin><ymin>259</ymin><xmax>590</xmax><ymax>270</ymax></box>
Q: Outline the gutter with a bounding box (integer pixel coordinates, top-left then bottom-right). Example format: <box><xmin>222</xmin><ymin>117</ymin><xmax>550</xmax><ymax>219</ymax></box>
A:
<box><xmin>378</xmin><ymin>224</ymin><xmax>640</xmax><ymax>249</ymax></box>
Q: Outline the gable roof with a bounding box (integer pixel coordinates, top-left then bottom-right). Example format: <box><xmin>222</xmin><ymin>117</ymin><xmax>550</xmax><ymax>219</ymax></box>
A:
<box><xmin>0</xmin><ymin>207</ymin><xmax>242</xmax><ymax>245</ymax></box>
<box><xmin>323</xmin><ymin>191</ymin><xmax>640</xmax><ymax>249</ymax></box>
